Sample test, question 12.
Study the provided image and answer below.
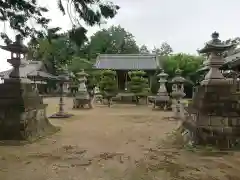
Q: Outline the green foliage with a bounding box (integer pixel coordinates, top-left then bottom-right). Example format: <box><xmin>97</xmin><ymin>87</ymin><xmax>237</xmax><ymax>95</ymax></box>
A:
<box><xmin>0</xmin><ymin>0</ymin><xmax>119</xmax><ymax>45</ymax></box>
<box><xmin>99</xmin><ymin>70</ymin><xmax>118</xmax><ymax>97</ymax></box>
<box><xmin>161</xmin><ymin>53</ymin><xmax>204</xmax><ymax>83</ymax></box>
<box><xmin>150</xmin><ymin>75</ymin><xmax>159</xmax><ymax>94</ymax></box>
<box><xmin>27</xmin><ymin>33</ymin><xmax>77</xmax><ymax>74</ymax></box>
<box><xmin>85</xmin><ymin>70</ymin><xmax>101</xmax><ymax>90</ymax></box>
<box><xmin>88</xmin><ymin>25</ymin><xmax>139</xmax><ymax>58</ymax></box>
<box><xmin>152</xmin><ymin>42</ymin><xmax>173</xmax><ymax>56</ymax></box>
<box><xmin>139</xmin><ymin>45</ymin><xmax>150</xmax><ymax>53</ymax></box>
<box><xmin>68</xmin><ymin>57</ymin><xmax>93</xmax><ymax>73</ymax></box>
<box><xmin>128</xmin><ymin>70</ymin><xmax>149</xmax><ymax>96</ymax></box>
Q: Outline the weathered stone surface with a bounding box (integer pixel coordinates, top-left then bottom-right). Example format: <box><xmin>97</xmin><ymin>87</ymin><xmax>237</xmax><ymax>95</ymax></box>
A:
<box><xmin>182</xmin><ymin>33</ymin><xmax>240</xmax><ymax>149</ymax></box>
<box><xmin>0</xmin><ymin>82</ymin><xmax>59</xmax><ymax>144</ymax></box>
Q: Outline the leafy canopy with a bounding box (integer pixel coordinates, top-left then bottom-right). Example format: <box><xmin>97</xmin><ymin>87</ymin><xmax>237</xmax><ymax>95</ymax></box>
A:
<box><xmin>0</xmin><ymin>0</ymin><xmax>119</xmax><ymax>45</ymax></box>
<box><xmin>128</xmin><ymin>70</ymin><xmax>149</xmax><ymax>96</ymax></box>
<box><xmin>88</xmin><ymin>25</ymin><xmax>140</xmax><ymax>58</ymax></box>
<box><xmin>99</xmin><ymin>69</ymin><xmax>117</xmax><ymax>97</ymax></box>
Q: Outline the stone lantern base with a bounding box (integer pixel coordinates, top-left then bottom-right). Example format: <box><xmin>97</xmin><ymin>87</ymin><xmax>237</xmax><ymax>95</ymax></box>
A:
<box><xmin>183</xmin><ymin>84</ymin><xmax>240</xmax><ymax>149</ymax></box>
<box><xmin>0</xmin><ymin>79</ymin><xmax>59</xmax><ymax>144</ymax></box>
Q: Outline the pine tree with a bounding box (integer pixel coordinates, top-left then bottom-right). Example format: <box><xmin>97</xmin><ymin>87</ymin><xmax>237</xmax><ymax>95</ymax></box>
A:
<box><xmin>128</xmin><ymin>70</ymin><xmax>149</xmax><ymax>104</ymax></box>
<box><xmin>99</xmin><ymin>70</ymin><xmax>117</xmax><ymax>107</ymax></box>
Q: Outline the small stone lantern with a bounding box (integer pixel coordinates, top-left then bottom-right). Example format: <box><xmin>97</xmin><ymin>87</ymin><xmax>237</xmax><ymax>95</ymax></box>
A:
<box><xmin>73</xmin><ymin>69</ymin><xmax>93</xmax><ymax>109</ymax></box>
<box><xmin>171</xmin><ymin>69</ymin><xmax>186</xmax><ymax>119</ymax></box>
<box><xmin>50</xmin><ymin>69</ymin><xmax>73</xmax><ymax>118</ymax></box>
<box><xmin>77</xmin><ymin>69</ymin><xmax>89</xmax><ymax>98</ymax></box>
<box><xmin>153</xmin><ymin>70</ymin><xmax>170</xmax><ymax>110</ymax></box>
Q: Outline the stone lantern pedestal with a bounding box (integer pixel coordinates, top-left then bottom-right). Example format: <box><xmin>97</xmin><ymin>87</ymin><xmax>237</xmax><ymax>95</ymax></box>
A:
<box><xmin>0</xmin><ymin>35</ymin><xmax>59</xmax><ymax>144</ymax></box>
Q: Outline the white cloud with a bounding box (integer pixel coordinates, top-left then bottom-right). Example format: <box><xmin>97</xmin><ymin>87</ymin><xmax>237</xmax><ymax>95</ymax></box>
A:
<box><xmin>0</xmin><ymin>0</ymin><xmax>240</xmax><ymax>71</ymax></box>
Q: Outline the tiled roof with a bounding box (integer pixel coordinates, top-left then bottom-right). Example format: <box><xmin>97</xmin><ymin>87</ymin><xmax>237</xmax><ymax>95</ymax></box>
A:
<box><xmin>95</xmin><ymin>54</ymin><xmax>160</xmax><ymax>70</ymax></box>
<box><xmin>28</xmin><ymin>70</ymin><xmax>58</xmax><ymax>79</ymax></box>
<box><xmin>197</xmin><ymin>48</ymin><xmax>240</xmax><ymax>72</ymax></box>
<box><xmin>0</xmin><ymin>61</ymin><xmax>45</xmax><ymax>78</ymax></box>
<box><xmin>224</xmin><ymin>50</ymin><xmax>240</xmax><ymax>63</ymax></box>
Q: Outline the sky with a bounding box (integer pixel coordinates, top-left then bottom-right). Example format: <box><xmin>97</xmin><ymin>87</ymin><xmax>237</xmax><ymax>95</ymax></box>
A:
<box><xmin>0</xmin><ymin>0</ymin><xmax>240</xmax><ymax>71</ymax></box>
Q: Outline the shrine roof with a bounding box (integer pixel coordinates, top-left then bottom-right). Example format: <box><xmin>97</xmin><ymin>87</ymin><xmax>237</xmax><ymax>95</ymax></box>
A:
<box><xmin>95</xmin><ymin>54</ymin><xmax>160</xmax><ymax>70</ymax></box>
<box><xmin>224</xmin><ymin>48</ymin><xmax>240</xmax><ymax>63</ymax></box>
<box><xmin>0</xmin><ymin>61</ymin><xmax>54</xmax><ymax>79</ymax></box>
<box><xmin>222</xmin><ymin>48</ymin><xmax>240</xmax><ymax>69</ymax></box>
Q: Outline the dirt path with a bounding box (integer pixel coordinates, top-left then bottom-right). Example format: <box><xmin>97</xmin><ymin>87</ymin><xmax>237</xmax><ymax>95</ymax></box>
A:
<box><xmin>0</xmin><ymin>98</ymin><xmax>178</xmax><ymax>180</ymax></box>
<box><xmin>1</xmin><ymin>98</ymin><xmax>240</xmax><ymax>180</ymax></box>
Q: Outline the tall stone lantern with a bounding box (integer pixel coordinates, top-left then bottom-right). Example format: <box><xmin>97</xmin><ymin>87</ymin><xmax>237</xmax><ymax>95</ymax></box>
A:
<box><xmin>153</xmin><ymin>70</ymin><xmax>170</xmax><ymax>110</ymax></box>
<box><xmin>0</xmin><ymin>35</ymin><xmax>58</xmax><ymax>142</ymax></box>
<box><xmin>183</xmin><ymin>32</ymin><xmax>237</xmax><ymax>148</ymax></box>
<box><xmin>171</xmin><ymin>69</ymin><xmax>186</xmax><ymax>119</ymax></box>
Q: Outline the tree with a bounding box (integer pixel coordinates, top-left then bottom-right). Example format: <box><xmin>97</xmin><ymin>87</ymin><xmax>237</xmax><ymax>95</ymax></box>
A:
<box><xmin>68</xmin><ymin>56</ymin><xmax>100</xmax><ymax>91</ymax></box>
<box><xmin>161</xmin><ymin>53</ymin><xmax>203</xmax><ymax>82</ymax></box>
<box><xmin>68</xmin><ymin>57</ymin><xmax>93</xmax><ymax>74</ymax></box>
<box><xmin>88</xmin><ymin>25</ymin><xmax>139</xmax><ymax>58</ymax></box>
<box><xmin>99</xmin><ymin>70</ymin><xmax>118</xmax><ymax>107</ymax></box>
<box><xmin>139</xmin><ymin>45</ymin><xmax>150</xmax><ymax>54</ymax></box>
<box><xmin>158</xmin><ymin>42</ymin><xmax>173</xmax><ymax>56</ymax></box>
<box><xmin>27</xmin><ymin>33</ymin><xmax>76</xmax><ymax>74</ymax></box>
<box><xmin>152</xmin><ymin>46</ymin><xmax>161</xmax><ymax>54</ymax></box>
<box><xmin>0</xmin><ymin>0</ymin><xmax>119</xmax><ymax>46</ymax></box>
<box><xmin>128</xmin><ymin>70</ymin><xmax>149</xmax><ymax>104</ymax></box>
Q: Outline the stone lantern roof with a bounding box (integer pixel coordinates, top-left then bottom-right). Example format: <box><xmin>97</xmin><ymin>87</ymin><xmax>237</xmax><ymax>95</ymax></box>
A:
<box><xmin>198</xmin><ymin>32</ymin><xmax>234</xmax><ymax>54</ymax></box>
<box><xmin>76</xmin><ymin>69</ymin><xmax>88</xmax><ymax>77</ymax></box>
<box><xmin>198</xmin><ymin>32</ymin><xmax>231</xmax><ymax>86</ymax></box>
<box><xmin>171</xmin><ymin>69</ymin><xmax>186</xmax><ymax>84</ymax></box>
<box><xmin>0</xmin><ymin>35</ymin><xmax>28</xmax><ymax>54</ymax></box>
<box><xmin>157</xmin><ymin>70</ymin><xmax>168</xmax><ymax>81</ymax></box>
<box><xmin>76</xmin><ymin>69</ymin><xmax>88</xmax><ymax>83</ymax></box>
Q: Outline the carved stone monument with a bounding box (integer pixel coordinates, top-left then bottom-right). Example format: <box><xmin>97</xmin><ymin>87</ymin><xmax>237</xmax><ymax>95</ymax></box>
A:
<box><xmin>153</xmin><ymin>70</ymin><xmax>170</xmax><ymax>110</ymax></box>
<box><xmin>0</xmin><ymin>35</ymin><xmax>59</xmax><ymax>144</ymax></box>
<box><xmin>171</xmin><ymin>69</ymin><xmax>186</xmax><ymax>119</ymax></box>
<box><xmin>73</xmin><ymin>69</ymin><xmax>93</xmax><ymax>109</ymax></box>
<box><xmin>183</xmin><ymin>32</ymin><xmax>240</xmax><ymax>148</ymax></box>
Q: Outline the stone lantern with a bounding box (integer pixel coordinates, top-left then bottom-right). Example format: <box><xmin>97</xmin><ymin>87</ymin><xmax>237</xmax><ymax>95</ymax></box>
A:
<box><xmin>183</xmin><ymin>32</ymin><xmax>240</xmax><ymax>148</ymax></box>
<box><xmin>73</xmin><ymin>69</ymin><xmax>93</xmax><ymax>109</ymax></box>
<box><xmin>153</xmin><ymin>70</ymin><xmax>170</xmax><ymax>110</ymax></box>
<box><xmin>171</xmin><ymin>68</ymin><xmax>186</xmax><ymax>119</ymax></box>
<box><xmin>0</xmin><ymin>35</ymin><xmax>58</xmax><ymax>142</ymax></box>
<box><xmin>77</xmin><ymin>69</ymin><xmax>89</xmax><ymax>98</ymax></box>
<box><xmin>50</xmin><ymin>69</ymin><xmax>73</xmax><ymax>118</ymax></box>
